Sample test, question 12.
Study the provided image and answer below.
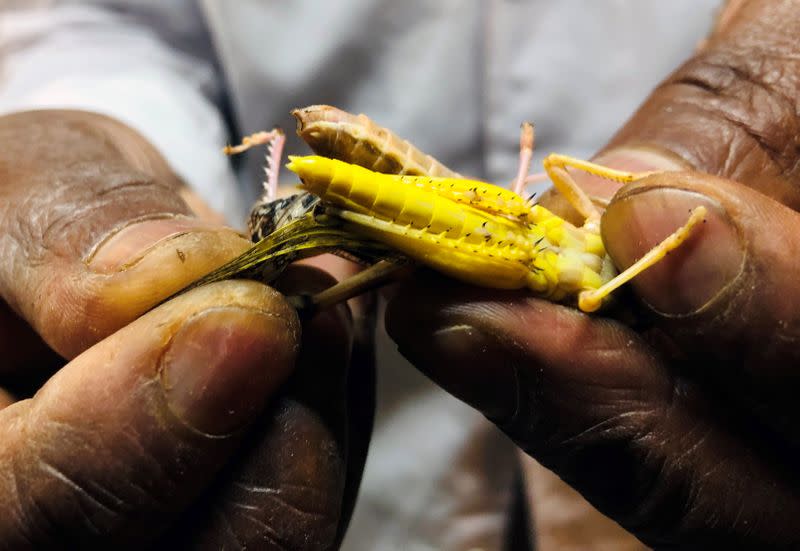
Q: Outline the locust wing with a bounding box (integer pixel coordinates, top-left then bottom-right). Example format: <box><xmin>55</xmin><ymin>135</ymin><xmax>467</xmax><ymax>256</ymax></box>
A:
<box><xmin>173</xmin><ymin>212</ymin><xmax>399</xmax><ymax>300</ymax></box>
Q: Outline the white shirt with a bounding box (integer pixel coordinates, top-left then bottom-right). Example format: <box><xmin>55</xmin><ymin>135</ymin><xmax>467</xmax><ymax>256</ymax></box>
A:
<box><xmin>0</xmin><ymin>2</ymin><xmax>720</xmax><ymax>548</ymax></box>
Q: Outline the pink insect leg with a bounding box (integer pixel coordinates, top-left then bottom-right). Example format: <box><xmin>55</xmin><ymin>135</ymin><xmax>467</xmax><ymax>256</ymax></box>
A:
<box><xmin>511</xmin><ymin>122</ymin><xmax>535</xmax><ymax>196</ymax></box>
<box><xmin>224</xmin><ymin>129</ymin><xmax>286</xmax><ymax>201</ymax></box>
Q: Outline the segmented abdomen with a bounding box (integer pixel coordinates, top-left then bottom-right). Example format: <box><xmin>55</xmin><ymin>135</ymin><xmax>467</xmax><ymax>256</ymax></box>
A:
<box><xmin>292</xmin><ymin>105</ymin><xmax>461</xmax><ymax>177</ymax></box>
<box><xmin>395</xmin><ymin>175</ymin><xmax>532</xmax><ymax>220</ymax></box>
<box><xmin>288</xmin><ymin>156</ymin><xmax>532</xmax><ymax>254</ymax></box>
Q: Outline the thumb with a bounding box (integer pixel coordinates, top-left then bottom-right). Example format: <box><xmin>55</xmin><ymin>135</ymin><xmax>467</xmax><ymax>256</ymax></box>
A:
<box><xmin>601</xmin><ymin>170</ymin><xmax>800</xmax><ymax>448</ymax></box>
<box><xmin>583</xmin><ymin>0</ymin><xmax>800</xmax><ymax>443</ymax></box>
<box><xmin>0</xmin><ymin>281</ymin><xmax>299</xmax><ymax>547</ymax></box>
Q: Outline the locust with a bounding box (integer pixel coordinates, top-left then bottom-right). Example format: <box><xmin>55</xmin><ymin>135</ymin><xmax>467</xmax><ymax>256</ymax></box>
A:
<box><xmin>183</xmin><ymin>105</ymin><xmax>705</xmax><ymax>314</ymax></box>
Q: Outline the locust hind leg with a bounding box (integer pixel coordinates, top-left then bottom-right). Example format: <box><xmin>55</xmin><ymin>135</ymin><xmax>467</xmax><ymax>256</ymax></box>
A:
<box><xmin>541</xmin><ymin>153</ymin><xmax>656</xmax><ymax>233</ymax></box>
<box><xmin>577</xmin><ymin>206</ymin><xmax>708</xmax><ymax>313</ymax></box>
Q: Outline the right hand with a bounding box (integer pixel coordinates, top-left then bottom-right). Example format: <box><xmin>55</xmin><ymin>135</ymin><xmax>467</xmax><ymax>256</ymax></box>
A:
<box><xmin>386</xmin><ymin>1</ymin><xmax>800</xmax><ymax>547</ymax></box>
<box><xmin>0</xmin><ymin>110</ymin><xmax>371</xmax><ymax>548</ymax></box>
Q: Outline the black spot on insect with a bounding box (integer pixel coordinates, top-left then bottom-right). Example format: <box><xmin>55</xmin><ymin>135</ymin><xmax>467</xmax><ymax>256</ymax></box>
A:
<box><xmin>466</xmin><ymin>233</ymin><xmax>471</xmax><ymax>237</ymax></box>
<box><xmin>497</xmin><ymin>192</ymin><xmax>501</xmax><ymax>196</ymax></box>
<box><xmin>488</xmin><ymin>254</ymin><xmax>494</xmax><ymax>257</ymax></box>
<box><xmin>484</xmin><ymin>235</ymin><xmax>491</xmax><ymax>241</ymax></box>
<box><xmin>498</xmin><ymin>241</ymin><xmax>504</xmax><ymax>245</ymax></box>
<box><xmin>450</xmin><ymin>183</ymin><xmax>454</xmax><ymax>188</ymax></box>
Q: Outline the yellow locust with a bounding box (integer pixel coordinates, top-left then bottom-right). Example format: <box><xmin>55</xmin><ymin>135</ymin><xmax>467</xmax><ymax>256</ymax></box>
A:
<box><xmin>184</xmin><ymin>106</ymin><xmax>705</xmax><ymax>313</ymax></box>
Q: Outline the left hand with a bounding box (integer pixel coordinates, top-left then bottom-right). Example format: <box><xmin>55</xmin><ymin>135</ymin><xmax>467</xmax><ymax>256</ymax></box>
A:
<box><xmin>0</xmin><ymin>110</ymin><xmax>372</xmax><ymax>548</ymax></box>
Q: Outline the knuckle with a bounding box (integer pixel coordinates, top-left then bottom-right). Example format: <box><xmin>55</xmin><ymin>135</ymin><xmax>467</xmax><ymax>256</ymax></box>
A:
<box><xmin>0</xmin><ymin>165</ymin><xmax>187</xmax><ymax>346</ymax></box>
<box><xmin>0</xmin><ymin>110</ymin><xmax>191</xmax><ymax>272</ymax></box>
<box><xmin>667</xmin><ymin>48</ymin><xmax>800</xmax><ymax>176</ymax></box>
<box><xmin>0</xmin><ymin>420</ymin><xmax>130</xmax><ymax>546</ymax></box>
<box><xmin>0</xmin><ymin>408</ymin><xmax>211</xmax><ymax>547</ymax></box>
<box><xmin>20</xmin><ymin>162</ymin><xmax>187</xmax><ymax>262</ymax></box>
<box><xmin>613</xmin><ymin>45</ymin><xmax>800</xmax><ymax>209</ymax></box>
<box><xmin>211</xmin><ymin>482</ymin><xmax>338</xmax><ymax>551</ymax></box>
<box><xmin>183</xmin><ymin>401</ymin><xmax>346</xmax><ymax>550</ymax></box>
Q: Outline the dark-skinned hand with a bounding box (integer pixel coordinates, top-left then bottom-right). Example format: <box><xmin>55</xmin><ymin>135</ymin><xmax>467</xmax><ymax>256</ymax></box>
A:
<box><xmin>0</xmin><ymin>110</ymin><xmax>373</xmax><ymax>549</ymax></box>
<box><xmin>387</xmin><ymin>1</ymin><xmax>800</xmax><ymax>548</ymax></box>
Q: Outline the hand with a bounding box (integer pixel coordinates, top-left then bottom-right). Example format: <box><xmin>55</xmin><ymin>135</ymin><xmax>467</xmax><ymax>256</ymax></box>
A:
<box><xmin>0</xmin><ymin>110</ymin><xmax>371</xmax><ymax>548</ymax></box>
<box><xmin>387</xmin><ymin>1</ymin><xmax>800</xmax><ymax>547</ymax></box>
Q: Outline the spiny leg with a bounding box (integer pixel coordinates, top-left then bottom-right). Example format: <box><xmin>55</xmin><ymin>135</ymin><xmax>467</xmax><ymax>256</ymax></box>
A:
<box><xmin>220</xmin><ymin>128</ymin><xmax>413</xmax><ymax>313</ymax></box>
<box><xmin>577</xmin><ymin>206</ymin><xmax>708</xmax><ymax>313</ymax></box>
<box><xmin>224</xmin><ymin>128</ymin><xmax>286</xmax><ymax>201</ymax></box>
<box><xmin>542</xmin><ymin>153</ymin><xmax>655</xmax><ymax>232</ymax></box>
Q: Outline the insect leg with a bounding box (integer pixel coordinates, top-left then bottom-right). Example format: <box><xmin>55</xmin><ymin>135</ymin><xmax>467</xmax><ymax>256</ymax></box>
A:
<box><xmin>511</xmin><ymin>122</ymin><xmax>535</xmax><ymax>196</ymax></box>
<box><xmin>577</xmin><ymin>206</ymin><xmax>708</xmax><ymax>312</ymax></box>
<box><xmin>224</xmin><ymin>128</ymin><xmax>286</xmax><ymax>201</ymax></box>
<box><xmin>296</xmin><ymin>260</ymin><xmax>414</xmax><ymax>313</ymax></box>
<box><xmin>542</xmin><ymin>153</ymin><xmax>656</xmax><ymax>231</ymax></box>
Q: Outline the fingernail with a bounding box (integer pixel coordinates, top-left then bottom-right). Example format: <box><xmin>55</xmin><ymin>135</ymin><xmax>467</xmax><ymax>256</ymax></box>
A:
<box><xmin>572</xmin><ymin>147</ymin><xmax>689</xmax><ymax>200</ymax></box>
<box><xmin>161</xmin><ymin>307</ymin><xmax>298</xmax><ymax>434</ymax></box>
<box><xmin>87</xmin><ymin>216</ymin><xmax>218</xmax><ymax>273</ymax></box>
<box><xmin>593</xmin><ymin>147</ymin><xmax>690</xmax><ymax>173</ymax></box>
<box><xmin>603</xmin><ymin>187</ymin><xmax>744</xmax><ymax>315</ymax></box>
<box><xmin>395</xmin><ymin>324</ymin><xmax>519</xmax><ymax>422</ymax></box>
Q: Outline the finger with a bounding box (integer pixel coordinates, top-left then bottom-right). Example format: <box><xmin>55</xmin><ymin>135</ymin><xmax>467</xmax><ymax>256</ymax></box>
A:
<box><xmin>0</xmin><ymin>110</ymin><xmax>251</xmax><ymax>360</ymax></box>
<box><xmin>0</xmin><ymin>280</ymin><xmax>299</xmax><ymax>547</ymax></box>
<box><xmin>290</xmin><ymin>253</ymin><xmax>378</xmax><ymax>521</ymax></box>
<box><xmin>385</xmin><ymin>275</ymin><xmax>800</xmax><ymax>547</ymax></box>
<box><xmin>162</xmin><ymin>266</ymin><xmax>370</xmax><ymax>549</ymax></box>
<box><xmin>600</xmin><ymin>170</ymin><xmax>800</xmax><ymax>446</ymax></box>
<box><xmin>290</xmin><ymin>261</ymin><xmax>378</xmax><ymax>544</ymax></box>
<box><xmin>600</xmin><ymin>0</ymin><xmax>800</xmax><ymax>208</ymax></box>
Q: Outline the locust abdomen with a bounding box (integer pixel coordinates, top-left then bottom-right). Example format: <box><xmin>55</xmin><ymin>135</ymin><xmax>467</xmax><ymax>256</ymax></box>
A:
<box><xmin>287</xmin><ymin>155</ymin><xmax>536</xmax><ymax>289</ymax></box>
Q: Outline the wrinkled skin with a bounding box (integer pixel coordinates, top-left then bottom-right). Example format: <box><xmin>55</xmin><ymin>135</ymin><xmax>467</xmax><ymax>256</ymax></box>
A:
<box><xmin>0</xmin><ymin>111</ymin><xmax>373</xmax><ymax>549</ymax></box>
<box><xmin>387</xmin><ymin>1</ymin><xmax>800</xmax><ymax>548</ymax></box>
